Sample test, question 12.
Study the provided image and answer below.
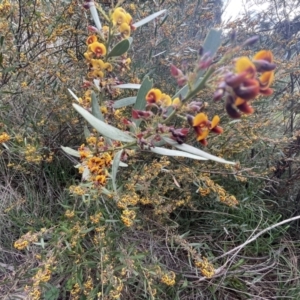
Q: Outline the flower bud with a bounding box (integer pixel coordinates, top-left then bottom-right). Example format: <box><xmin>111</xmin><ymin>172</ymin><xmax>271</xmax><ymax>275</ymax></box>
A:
<box><xmin>213</xmin><ymin>89</ymin><xmax>224</xmax><ymax>101</ymax></box>
<box><xmin>236</xmin><ymin>102</ymin><xmax>254</xmax><ymax>114</ymax></box>
<box><xmin>253</xmin><ymin>60</ymin><xmax>276</xmax><ymax>72</ymax></box>
<box><xmin>187</xmin><ymin>115</ymin><xmax>194</xmax><ymax>126</ymax></box>
<box><xmin>243</xmin><ymin>35</ymin><xmax>259</xmax><ymax>47</ymax></box>
<box><xmin>83</xmin><ymin>1</ymin><xmax>93</xmax><ymax>9</ymax></box>
<box><xmin>226</xmin><ymin>96</ymin><xmax>241</xmax><ymax>119</ymax></box>
<box><xmin>88</xmin><ymin>25</ymin><xmax>99</xmax><ymax>32</ymax></box>
<box><xmin>170</xmin><ymin>64</ymin><xmax>183</xmax><ymax>78</ymax></box>
<box><xmin>234</xmin><ymin>79</ymin><xmax>260</xmax><ymax>100</ymax></box>
<box><xmin>177</xmin><ymin>76</ymin><xmax>187</xmax><ymax>86</ymax></box>
<box><xmin>230</xmin><ymin>30</ymin><xmax>236</xmax><ymax>42</ymax></box>
<box><xmin>225</xmin><ymin>72</ymin><xmax>248</xmax><ymax>88</ymax></box>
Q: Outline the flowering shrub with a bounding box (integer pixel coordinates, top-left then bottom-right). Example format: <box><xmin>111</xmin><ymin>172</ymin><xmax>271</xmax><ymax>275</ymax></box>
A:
<box><xmin>4</xmin><ymin>1</ymin><xmax>298</xmax><ymax>300</ymax></box>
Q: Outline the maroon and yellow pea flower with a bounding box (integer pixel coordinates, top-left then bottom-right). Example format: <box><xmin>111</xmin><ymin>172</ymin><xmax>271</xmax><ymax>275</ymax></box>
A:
<box><xmin>112</xmin><ymin>7</ymin><xmax>127</xmax><ymax>26</ymax></box>
<box><xmin>86</xmin><ymin>35</ymin><xmax>97</xmax><ymax>45</ymax></box>
<box><xmin>89</xmin><ymin>42</ymin><xmax>107</xmax><ymax>57</ymax></box>
<box><xmin>253</xmin><ymin>50</ymin><xmax>275</xmax><ymax>94</ymax></box>
<box><xmin>146</xmin><ymin>88</ymin><xmax>162</xmax><ymax>104</ymax></box>
<box><xmin>188</xmin><ymin>113</ymin><xmax>223</xmax><ymax>146</ymax></box>
<box><xmin>220</xmin><ymin>50</ymin><xmax>276</xmax><ymax>118</ymax></box>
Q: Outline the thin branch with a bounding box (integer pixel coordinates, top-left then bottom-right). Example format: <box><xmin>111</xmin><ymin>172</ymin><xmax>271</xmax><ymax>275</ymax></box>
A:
<box><xmin>213</xmin><ymin>214</ymin><xmax>300</xmax><ymax>262</ymax></box>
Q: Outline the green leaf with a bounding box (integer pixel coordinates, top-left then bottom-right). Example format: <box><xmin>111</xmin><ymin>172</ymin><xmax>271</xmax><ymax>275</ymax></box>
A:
<box><xmin>84</xmin><ymin>125</ymin><xmax>91</xmax><ymax>138</ymax></box>
<box><xmin>68</xmin><ymin>89</ymin><xmax>79</xmax><ymax>102</ymax></box>
<box><xmin>133</xmin><ymin>9</ymin><xmax>167</xmax><ymax>28</ymax></box>
<box><xmin>91</xmin><ymin>92</ymin><xmax>113</xmax><ymax>147</ymax></box>
<box><xmin>91</xmin><ymin>91</ymin><xmax>104</xmax><ymax>120</ymax></box>
<box><xmin>73</xmin><ymin>103</ymin><xmax>136</xmax><ymax>143</ymax></box>
<box><xmin>61</xmin><ymin>146</ymin><xmax>80</xmax><ymax>158</ymax></box>
<box><xmin>111</xmin><ymin>150</ymin><xmax>123</xmax><ymax>193</ymax></box>
<box><xmin>202</xmin><ymin>28</ymin><xmax>222</xmax><ymax>55</ymax></box>
<box><xmin>2</xmin><ymin>66</ymin><xmax>16</xmax><ymax>74</ymax></box>
<box><xmin>107</xmin><ymin>38</ymin><xmax>132</xmax><ymax>58</ymax></box>
<box><xmin>112</xmin><ymin>83</ymin><xmax>141</xmax><ymax>89</ymax></box>
<box><xmin>0</xmin><ymin>36</ymin><xmax>4</xmax><ymax>47</ymax></box>
<box><xmin>44</xmin><ymin>285</ymin><xmax>60</xmax><ymax>300</ymax></box>
<box><xmin>113</xmin><ymin>97</ymin><xmax>136</xmax><ymax>108</ymax></box>
<box><xmin>133</xmin><ymin>76</ymin><xmax>153</xmax><ymax>127</ymax></box>
<box><xmin>150</xmin><ymin>146</ymin><xmax>207</xmax><ymax>160</ymax></box>
<box><xmin>163</xmin><ymin>137</ymin><xmax>236</xmax><ymax>165</ymax></box>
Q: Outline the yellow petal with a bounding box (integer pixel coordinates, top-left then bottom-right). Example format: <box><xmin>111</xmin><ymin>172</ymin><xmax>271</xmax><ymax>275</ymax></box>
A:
<box><xmin>112</xmin><ymin>8</ymin><xmax>127</xmax><ymax>26</ymax></box>
<box><xmin>193</xmin><ymin>113</ymin><xmax>208</xmax><ymax>127</ymax></box>
<box><xmin>172</xmin><ymin>97</ymin><xmax>181</xmax><ymax>107</ymax></box>
<box><xmin>104</xmin><ymin>62</ymin><xmax>113</xmax><ymax>72</ymax></box>
<box><xmin>91</xmin><ymin>59</ymin><xmax>105</xmax><ymax>69</ymax></box>
<box><xmin>235</xmin><ymin>57</ymin><xmax>256</xmax><ymax>77</ymax></box>
<box><xmin>119</xmin><ymin>22</ymin><xmax>131</xmax><ymax>38</ymax></box>
<box><xmin>253</xmin><ymin>50</ymin><xmax>273</xmax><ymax>63</ymax></box>
<box><xmin>259</xmin><ymin>71</ymin><xmax>274</xmax><ymax>88</ymax></box>
<box><xmin>160</xmin><ymin>93</ymin><xmax>172</xmax><ymax>107</ymax></box>
<box><xmin>86</xmin><ymin>35</ymin><xmax>97</xmax><ymax>45</ymax></box>
<box><xmin>89</xmin><ymin>42</ymin><xmax>107</xmax><ymax>56</ymax></box>
<box><xmin>235</xmin><ymin>97</ymin><xmax>245</xmax><ymax>106</ymax></box>
<box><xmin>196</xmin><ymin>129</ymin><xmax>209</xmax><ymax>141</ymax></box>
<box><xmin>210</xmin><ymin>115</ymin><xmax>220</xmax><ymax>129</ymax></box>
<box><xmin>146</xmin><ymin>88</ymin><xmax>162</xmax><ymax>103</ymax></box>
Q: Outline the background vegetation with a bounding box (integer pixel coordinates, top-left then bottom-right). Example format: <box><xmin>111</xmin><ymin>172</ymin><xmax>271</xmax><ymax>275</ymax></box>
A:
<box><xmin>1</xmin><ymin>0</ymin><xmax>300</xmax><ymax>299</ymax></box>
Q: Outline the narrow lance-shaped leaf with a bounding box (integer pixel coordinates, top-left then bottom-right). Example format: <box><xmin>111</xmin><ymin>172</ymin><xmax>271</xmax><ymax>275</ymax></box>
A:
<box><xmin>150</xmin><ymin>146</ymin><xmax>208</xmax><ymax>160</ymax></box>
<box><xmin>133</xmin><ymin>76</ymin><xmax>153</xmax><ymax>127</ymax></box>
<box><xmin>91</xmin><ymin>92</ymin><xmax>113</xmax><ymax>146</ymax></box>
<box><xmin>68</xmin><ymin>89</ymin><xmax>79</xmax><ymax>102</ymax></box>
<box><xmin>112</xmin><ymin>83</ymin><xmax>141</xmax><ymax>89</ymax></box>
<box><xmin>84</xmin><ymin>125</ymin><xmax>91</xmax><ymax>139</ymax></box>
<box><xmin>61</xmin><ymin>146</ymin><xmax>80</xmax><ymax>158</ymax></box>
<box><xmin>91</xmin><ymin>91</ymin><xmax>104</xmax><ymax>121</ymax></box>
<box><xmin>133</xmin><ymin>9</ymin><xmax>167</xmax><ymax>28</ymax></box>
<box><xmin>163</xmin><ymin>137</ymin><xmax>236</xmax><ymax>165</ymax></box>
<box><xmin>90</xmin><ymin>4</ymin><xmax>102</xmax><ymax>31</ymax></box>
<box><xmin>113</xmin><ymin>97</ymin><xmax>137</xmax><ymax>109</ymax></box>
<box><xmin>73</xmin><ymin>103</ymin><xmax>136</xmax><ymax>143</ymax></box>
<box><xmin>111</xmin><ymin>150</ymin><xmax>123</xmax><ymax>193</ymax></box>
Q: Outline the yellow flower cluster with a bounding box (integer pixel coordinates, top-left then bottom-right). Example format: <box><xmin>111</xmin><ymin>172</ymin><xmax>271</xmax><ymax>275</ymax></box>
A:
<box><xmin>87</xmin><ymin>58</ymin><xmax>113</xmax><ymax>79</ymax></box>
<box><xmin>194</xmin><ymin>257</ymin><xmax>215</xmax><ymax>278</ymax></box>
<box><xmin>112</xmin><ymin>7</ymin><xmax>134</xmax><ymax>38</ymax></box>
<box><xmin>0</xmin><ymin>132</ymin><xmax>10</xmax><ymax>143</ymax></box>
<box><xmin>146</xmin><ymin>88</ymin><xmax>181</xmax><ymax>108</ymax></box>
<box><xmin>78</xmin><ymin>90</ymin><xmax>92</xmax><ymax>109</ymax></box>
<box><xmin>109</xmin><ymin>276</ymin><xmax>124</xmax><ymax>299</ymax></box>
<box><xmin>198</xmin><ymin>187</ymin><xmax>210</xmax><ymax>196</ymax></box>
<box><xmin>14</xmin><ymin>231</ymin><xmax>38</xmax><ymax>250</ymax></box>
<box><xmin>78</xmin><ymin>141</ymin><xmax>114</xmax><ymax>187</ymax></box>
<box><xmin>120</xmin><ymin>209</ymin><xmax>136</xmax><ymax>227</ymax></box>
<box><xmin>90</xmin><ymin>212</ymin><xmax>103</xmax><ymax>224</ymax></box>
<box><xmin>87</xmin><ymin>155</ymin><xmax>111</xmax><ymax>185</ymax></box>
<box><xmin>0</xmin><ymin>0</ymin><xmax>11</xmax><ymax>16</ymax></box>
<box><xmin>198</xmin><ymin>175</ymin><xmax>239</xmax><ymax>206</ymax></box>
<box><xmin>33</xmin><ymin>268</ymin><xmax>52</xmax><ymax>285</ymax></box>
<box><xmin>117</xmin><ymin>184</ymin><xmax>139</xmax><ymax>209</ymax></box>
<box><xmin>83</xmin><ymin>276</ymin><xmax>93</xmax><ymax>296</ymax></box>
<box><xmin>161</xmin><ymin>271</ymin><xmax>176</xmax><ymax>286</ymax></box>
<box><xmin>70</xmin><ymin>282</ymin><xmax>81</xmax><ymax>299</ymax></box>
<box><xmin>24</xmin><ymin>256</ymin><xmax>55</xmax><ymax>300</ymax></box>
<box><xmin>65</xmin><ymin>209</ymin><xmax>75</xmax><ymax>218</ymax></box>
<box><xmin>24</xmin><ymin>145</ymin><xmax>53</xmax><ymax>164</ymax></box>
<box><xmin>69</xmin><ymin>185</ymin><xmax>86</xmax><ymax>196</ymax></box>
